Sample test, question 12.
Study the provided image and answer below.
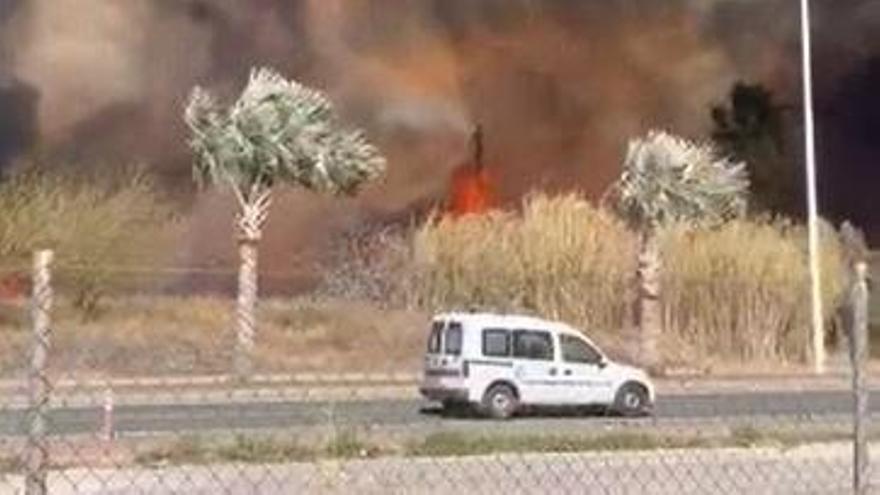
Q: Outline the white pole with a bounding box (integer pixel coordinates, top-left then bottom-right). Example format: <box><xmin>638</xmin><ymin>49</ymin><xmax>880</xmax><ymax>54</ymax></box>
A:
<box><xmin>800</xmin><ymin>0</ymin><xmax>825</xmax><ymax>374</ymax></box>
<box><xmin>26</xmin><ymin>250</ymin><xmax>53</xmax><ymax>495</ymax></box>
<box><xmin>102</xmin><ymin>387</ymin><xmax>115</xmax><ymax>442</ymax></box>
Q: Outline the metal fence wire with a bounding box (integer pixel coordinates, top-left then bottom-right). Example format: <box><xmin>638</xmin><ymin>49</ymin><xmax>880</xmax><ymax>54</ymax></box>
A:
<box><xmin>0</xmin><ymin>251</ymin><xmax>874</xmax><ymax>494</ymax></box>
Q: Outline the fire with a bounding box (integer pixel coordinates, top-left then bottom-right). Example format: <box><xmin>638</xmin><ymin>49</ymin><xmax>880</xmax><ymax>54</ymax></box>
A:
<box><xmin>449</xmin><ymin>165</ymin><xmax>493</xmax><ymax>216</ymax></box>
<box><xmin>448</xmin><ymin>125</ymin><xmax>495</xmax><ymax>217</ymax></box>
<box><xmin>0</xmin><ymin>272</ymin><xmax>29</xmax><ymax>304</ymax></box>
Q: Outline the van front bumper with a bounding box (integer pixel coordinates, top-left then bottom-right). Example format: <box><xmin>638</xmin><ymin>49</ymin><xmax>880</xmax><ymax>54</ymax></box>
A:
<box><xmin>419</xmin><ymin>386</ymin><xmax>469</xmax><ymax>402</ymax></box>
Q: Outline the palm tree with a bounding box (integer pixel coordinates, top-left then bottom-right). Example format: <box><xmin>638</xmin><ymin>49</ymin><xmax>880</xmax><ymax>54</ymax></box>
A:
<box><xmin>184</xmin><ymin>68</ymin><xmax>386</xmax><ymax>377</ymax></box>
<box><xmin>608</xmin><ymin>130</ymin><xmax>749</xmax><ymax>368</ymax></box>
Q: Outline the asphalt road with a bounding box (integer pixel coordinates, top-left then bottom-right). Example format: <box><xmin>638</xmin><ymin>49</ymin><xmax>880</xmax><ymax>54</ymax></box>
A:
<box><xmin>0</xmin><ymin>389</ymin><xmax>876</xmax><ymax>437</ymax></box>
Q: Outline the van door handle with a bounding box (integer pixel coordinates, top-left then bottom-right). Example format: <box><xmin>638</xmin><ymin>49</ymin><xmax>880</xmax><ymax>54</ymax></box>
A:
<box><xmin>563</xmin><ymin>369</ymin><xmax>572</xmax><ymax>376</ymax></box>
<box><xmin>549</xmin><ymin>368</ymin><xmax>557</xmax><ymax>376</ymax></box>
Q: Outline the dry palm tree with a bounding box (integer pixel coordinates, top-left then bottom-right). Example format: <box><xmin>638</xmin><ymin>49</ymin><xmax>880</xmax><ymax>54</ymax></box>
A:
<box><xmin>608</xmin><ymin>130</ymin><xmax>749</xmax><ymax>368</ymax></box>
<box><xmin>711</xmin><ymin>82</ymin><xmax>800</xmax><ymax>215</ymax></box>
<box><xmin>184</xmin><ymin>67</ymin><xmax>386</xmax><ymax>377</ymax></box>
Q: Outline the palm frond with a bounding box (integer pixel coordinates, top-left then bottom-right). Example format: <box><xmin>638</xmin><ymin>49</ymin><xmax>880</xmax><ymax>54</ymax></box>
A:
<box><xmin>611</xmin><ymin>130</ymin><xmax>749</xmax><ymax>230</ymax></box>
<box><xmin>184</xmin><ymin>67</ymin><xmax>386</xmax><ymax>200</ymax></box>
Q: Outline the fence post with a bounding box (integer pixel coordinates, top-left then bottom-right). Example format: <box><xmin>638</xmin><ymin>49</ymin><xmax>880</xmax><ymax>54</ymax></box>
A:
<box><xmin>851</xmin><ymin>260</ymin><xmax>869</xmax><ymax>495</ymax></box>
<box><xmin>25</xmin><ymin>250</ymin><xmax>53</xmax><ymax>495</ymax></box>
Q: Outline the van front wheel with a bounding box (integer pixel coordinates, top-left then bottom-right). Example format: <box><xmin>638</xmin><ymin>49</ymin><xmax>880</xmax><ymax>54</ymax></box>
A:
<box><xmin>482</xmin><ymin>384</ymin><xmax>518</xmax><ymax>419</ymax></box>
<box><xmin>613</xmin><ymin>383</ymin><xmax>650</xmax><ymax>417</ymax></box>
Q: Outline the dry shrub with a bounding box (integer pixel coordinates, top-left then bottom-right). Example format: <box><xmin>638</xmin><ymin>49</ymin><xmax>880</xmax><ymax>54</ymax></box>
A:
<box><xmin>318</xmin><ymin>223</ymin><xmax>413</xmax><ymax>306</ymax></box>
<box><xmin>402</xmin><ymin>193</ymin><xmax>847</xmax><ymax>366</ymax></box>
<box><xmin>0</xmin><ymin>166</ymin><xmax>178</xmax><ymax>318</ymax></box>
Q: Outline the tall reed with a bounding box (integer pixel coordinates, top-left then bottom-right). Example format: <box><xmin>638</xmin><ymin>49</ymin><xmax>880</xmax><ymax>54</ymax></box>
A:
<box><xmin>409</xmin><ymin>194</ymin><xmax>635</xmax><ymax>342</ymax></box>
<box><xmin>402</xmin><ymin>193</ymin><xmax>845</xmax><ymax>365</ymax></box>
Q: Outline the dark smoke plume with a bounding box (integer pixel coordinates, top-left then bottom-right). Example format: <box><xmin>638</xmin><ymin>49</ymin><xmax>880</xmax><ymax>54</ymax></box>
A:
<box><xmin>1</xmin><ymin>0</ymin><xmax>878</xmax><ymax>279</ymax></box>
<box><xmin>0</xmin><ymin>76</ymin><xmax>37</xmax><ymax>168</ymax></box>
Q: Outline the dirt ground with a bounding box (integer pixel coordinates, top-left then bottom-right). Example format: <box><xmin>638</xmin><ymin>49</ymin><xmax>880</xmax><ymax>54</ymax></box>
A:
<box><xmin>0</xmin><ymin>297</ymin><xmax>429</xmax><ymax>378</ymax></box>
<box><xmin>0</xmin><ymin>295</ymin><xmax>873</xmax><ymax>379</ymax></box>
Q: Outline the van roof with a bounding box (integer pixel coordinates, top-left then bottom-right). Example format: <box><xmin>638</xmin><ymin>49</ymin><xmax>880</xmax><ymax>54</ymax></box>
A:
<box><xmin>433</xmin><ymin>311</ymin><xmax>577</xmax><ymax>334</ymax></box>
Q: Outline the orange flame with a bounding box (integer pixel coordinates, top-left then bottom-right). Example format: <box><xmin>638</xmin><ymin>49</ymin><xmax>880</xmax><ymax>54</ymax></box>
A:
<box><xmin>447</xmin><ymin>125</ymin><xmax>494</xmax><ymax>216</ymax></box>
<box><xmin>448</xmin><ymin>163</ymin><xmax>494</xmax><ymax>216</ymax></box>
<box><xmin>0</xmin><ymin>272</ymin><xmax>29</xmax><ymax>303</ymax></box>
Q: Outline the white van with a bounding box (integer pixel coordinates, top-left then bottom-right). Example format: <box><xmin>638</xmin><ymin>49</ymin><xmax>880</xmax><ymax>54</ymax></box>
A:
<box><xmin>419</xmin><ymin>312</ymin><xmax>654</xmax><ymax>418</ymax></box>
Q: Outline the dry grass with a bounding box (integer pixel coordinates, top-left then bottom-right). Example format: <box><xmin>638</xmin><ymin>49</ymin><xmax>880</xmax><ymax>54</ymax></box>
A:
<box><xmin>135</xmin><ymin>435</ymin><xmax>318</xmax><ymax>466</ymax></box>
<box><xmin>41</xmin><ymin>426</ymin><xmax>862</xmax><ymax>471</ymax></box>
<box><xmin>0</xmin><ymin>296</ymin><xmax>429</xmax><ymax>377</ymax></box>
<box><xmin>402</xmin><ymin>193</ymin><xmax>847</xmax><ymax>368</ymax></box>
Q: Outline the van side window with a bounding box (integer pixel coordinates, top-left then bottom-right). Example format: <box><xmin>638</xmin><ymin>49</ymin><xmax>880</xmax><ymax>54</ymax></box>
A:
<box><xmin>482</xmin><ymin>328</ymin><xmax>511</xmax><ymax>357</ymax></box>
<box><xmin>560</xmin><ymin>334</ymin><xmax>602</xmax><ymax>364</ymax></box>
<box><xmin>444</xmin><ymin>322</ymin><xmax>463</xmax><ymax>356</ymax></box>
<box><xmin>512</xmin><ymin>330</ymin><xmax>554</xmax><ymax>361</ymax></box>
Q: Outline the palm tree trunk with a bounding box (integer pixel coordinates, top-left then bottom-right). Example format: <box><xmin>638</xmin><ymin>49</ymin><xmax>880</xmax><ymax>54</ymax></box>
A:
<box><xmin>235</xmin><ymin>236</ymin><xmax>259</xmax><ymax>378</ymax></box>
<box><xmin>637</xmin><ymin>230</ymin><xmax>662</xmax><ymax>368</ymax></box>
<box><xmin>232</xmin><ymin>189</ymin><xmax>271</xmax><ymax>379</ymax></box>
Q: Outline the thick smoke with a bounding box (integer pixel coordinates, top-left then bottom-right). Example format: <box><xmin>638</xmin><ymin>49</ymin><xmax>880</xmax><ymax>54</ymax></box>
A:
<box><xmin>1</xmin><ymin>0</ymin><xmax>878</xmax><ymax>283</ymax></box>
<box><xmin>696</xmin><ymin>1</ymin><xmax>880</xmax><ymax>240</ymax></box>
<box><xmin>0</xmin><ymin>0</ymin><xmax>34</xmax><ymax>167</ymax></box>
<box><xmin>0</xmin><ymin>76</ymin><xmax>37</xmax><ymax>167</ymax></box>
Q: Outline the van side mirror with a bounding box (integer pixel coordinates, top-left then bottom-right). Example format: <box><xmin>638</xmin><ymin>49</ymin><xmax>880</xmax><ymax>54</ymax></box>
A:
<box><xmin>598</xmin><ymin>358</ymin><xmax>608</xmax><ymax>369</ymax></box>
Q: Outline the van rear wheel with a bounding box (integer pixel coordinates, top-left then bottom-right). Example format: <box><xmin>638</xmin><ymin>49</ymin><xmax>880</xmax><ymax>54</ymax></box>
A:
<box><xmin>482</xmin><ymin>384</ymin><xmax>518</xmax><ymax>419</ymax></box>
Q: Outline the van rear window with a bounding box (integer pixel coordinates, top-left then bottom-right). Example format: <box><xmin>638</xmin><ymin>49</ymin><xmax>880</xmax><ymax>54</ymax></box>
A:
<box><xmin>444</xmin><ymin>322</ymin><xmax>463</xmax><ymax>356</ymax></box>
<box><xmin>427</xmin><ymin>321</ymin><xmax>442</xmax><ymax>353</ymax></box>
<box><xmin>428</xmin><ymin>320</ymin><xmax>463</xmax><ymax>355</ymax></box>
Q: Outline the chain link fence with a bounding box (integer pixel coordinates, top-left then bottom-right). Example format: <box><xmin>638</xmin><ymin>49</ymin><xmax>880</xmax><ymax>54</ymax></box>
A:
<box><xmin>0</xmin><ymin>250</ymin><xmax>874</xmax><ymax>494</ymax></box>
